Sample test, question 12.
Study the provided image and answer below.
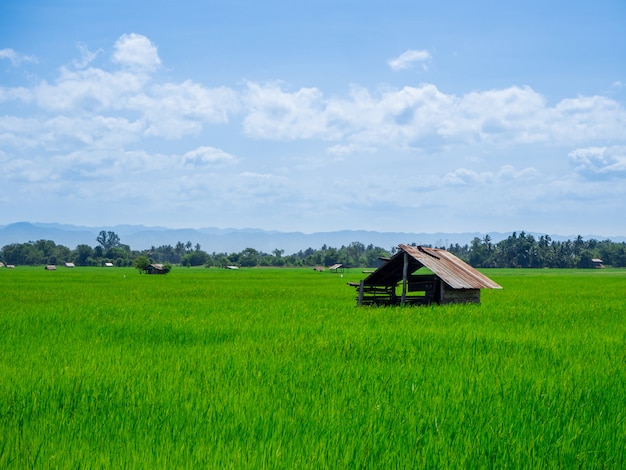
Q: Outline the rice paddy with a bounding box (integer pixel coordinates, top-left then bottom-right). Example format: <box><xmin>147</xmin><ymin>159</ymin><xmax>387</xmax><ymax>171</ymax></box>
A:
<box><xmin>1</xmin><ymin>266</ymin><xmax>625</xmax><ymax>467</ymax></box>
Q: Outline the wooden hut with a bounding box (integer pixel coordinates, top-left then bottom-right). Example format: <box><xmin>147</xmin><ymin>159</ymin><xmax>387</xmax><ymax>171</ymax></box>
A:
<box><xmin>349</xmin><ymin>244</ymin><xmax>502</xmax><ymax>306</ymax></box>
<box><xmin>329</xmin><ymin>263</ymin><xmax>344</xmax><ymax>273</ymax></box>
<box><xmin>45</xmin><ymin>265</ymin><xmax>57</xmax><ymax>271</ymax></box>
<box><xmin>144</xmin><ymin>263</ymin><xmax>168</xmax><ymax>274</ymax></box>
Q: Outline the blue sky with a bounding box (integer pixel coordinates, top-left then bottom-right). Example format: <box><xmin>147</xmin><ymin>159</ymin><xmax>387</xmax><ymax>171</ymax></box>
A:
<box><xmin>1</xmin><ymin>0</ymin><xmax>626</xmax><ymax>236</ymax></box>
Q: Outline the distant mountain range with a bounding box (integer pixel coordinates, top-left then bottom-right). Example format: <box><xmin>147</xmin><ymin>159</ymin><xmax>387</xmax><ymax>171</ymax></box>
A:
<box><xmin>0</xmin><ymin>222</ymin><xmax>624</xmax><ymax>254</ymax></box>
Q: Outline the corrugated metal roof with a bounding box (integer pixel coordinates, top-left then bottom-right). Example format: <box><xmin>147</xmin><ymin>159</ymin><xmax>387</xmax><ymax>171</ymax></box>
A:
<box><xmin>362</xmin><ymin>244</ymin><xmax>502</xmax><ymax>290</ymax></box>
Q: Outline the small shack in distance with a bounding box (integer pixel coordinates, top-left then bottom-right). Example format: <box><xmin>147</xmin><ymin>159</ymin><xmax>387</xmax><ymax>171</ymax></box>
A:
<box><xmin>329</xmin><ymin>263</ymin><xmax>344</xmax><ymax>273</ymax></box>
<box><xmin>349</xmin><ymin>244</ymin><xmax>502</xmax><ymax>306</ymax></box>
<box><xmin>143</xmin><ymin>263</ymin><xmax>171</xmax><ymax>275</ymax></box>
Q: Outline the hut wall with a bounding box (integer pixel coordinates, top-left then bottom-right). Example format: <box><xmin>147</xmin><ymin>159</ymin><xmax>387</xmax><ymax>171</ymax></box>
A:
<box><xmin>146</xmin><ymin>267</ymin><xmax>165</xmax><ymax>274</ymax></box>
<box><xmin>440</xmin><ymin>286</ymin><xmax>480</xmax><ymax>304</ymax></box>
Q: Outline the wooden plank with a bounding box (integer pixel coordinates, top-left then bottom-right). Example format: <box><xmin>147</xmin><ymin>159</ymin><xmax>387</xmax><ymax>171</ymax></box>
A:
<box><xmin>358</xmin><ymin>280</ymin><xmax>364</xmax><ymax>306</ymax></box>
<box><xmin>401</xmin><ymin>252</ymin><xmax>408</xmax><ymax>306</ymax></box>
<box><xmin>440</xmin><ymin>288</ymin><xmax>480</xmax><ymax>304</ymax></box>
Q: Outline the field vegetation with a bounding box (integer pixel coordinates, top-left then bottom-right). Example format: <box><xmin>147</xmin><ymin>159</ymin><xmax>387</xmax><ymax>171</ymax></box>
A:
<box><xmin>1</xmin><ymin>266</ymin><xmax>625</xmax><ymax>467</ymax></box>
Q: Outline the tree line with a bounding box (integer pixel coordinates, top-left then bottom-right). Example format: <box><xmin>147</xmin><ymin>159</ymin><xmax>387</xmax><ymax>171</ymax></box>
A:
<box><xmin>1</xmin><ymin>230</ymin><xmax>625</xmax><ymax>269</ymax></box>
<box><xmin>0</xmin><ymin>231</ymin><xmax>390</xmax><ymax>269</ymax></box>
<box><xmin>445</xmin><ymin>232</ymin><xmax>626</xmax><ymax>268</ymax></box>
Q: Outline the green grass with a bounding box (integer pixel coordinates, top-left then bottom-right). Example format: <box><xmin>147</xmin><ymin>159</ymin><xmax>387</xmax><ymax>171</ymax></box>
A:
<box><xmin>1</xmin><ymin>266</ymin><xmax>625</xmax><ymax>467</ymax></box>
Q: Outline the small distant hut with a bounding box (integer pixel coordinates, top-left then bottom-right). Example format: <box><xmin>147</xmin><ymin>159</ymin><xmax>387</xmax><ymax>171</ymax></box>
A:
<box><xmin>591</xmin><ymin>258</ymin><xmax>604</xmax><ymax>268</ymax></box>
<box><xmin>349</xmin><ymin>244</ymin><xmax>502</xmax><ymax>306</ymax></box>
<box><xmin>65</xmin><ymin>262</ymin><xmax>75</xmax><ymax>268</ymax></box>
<box><xmin>144</xmin><ymin>263</ymin><xmax>168</xmax><ymax>275</ymax></box>
<box><xmin>45</xmin><ymin>265</ymin><xmax>57</xmax><ymax>271</ymax></box>
<box><xmin>329</xmin><ymin>263</ymin><xmax>344</xmax><ymax>273</ymax></box>
<box><xmin>104</xmin><ymin>262</ymin><xmax>114</xmax><ymax>267</ymax></box>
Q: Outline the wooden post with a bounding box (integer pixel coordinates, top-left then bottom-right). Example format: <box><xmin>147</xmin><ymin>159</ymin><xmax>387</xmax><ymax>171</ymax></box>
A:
<box><xmin>358</xmin><ymin>280</ymin><xmax>364</xmax><ymax>306</ymax></box>
<box><xmin>401</xmin><ymin>252</ymin><xmax>408</xmax><ymax>306</ymax></box>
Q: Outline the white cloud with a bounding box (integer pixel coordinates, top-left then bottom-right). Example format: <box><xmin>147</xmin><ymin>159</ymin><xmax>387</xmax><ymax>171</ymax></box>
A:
<box><xmin>57</xmin><ymin>149</ymin><xmax>173</xmax><ymax>178</ymax></box>
<box><xmin>240</xmin><ymin>171</ymin><xmax>274</xmax><ymax>179</ymax></box>
<box><xmin>551</xmin><ymin>95</ymin><xmax>626</xmax><ymax>142</ymax></box>
<box><xmin>35</xmin><ymin>66</ymin><xmax>149</xmax><ymax>112</ymax></box>
<box><xmin>0</xmin><ymin>85</ymin><xmax>33</xmax><ymax>103</ymax></box>
<box><xmin>151</xmin><ymin>81</ymin><xmax>239</xmax><ymax>122</ymax></box>
<box><xmin>242</xmin><ymin>82</ymin><xmax>332</xmax><ymax>140</ymax></box>
<box><xmin>112</xmin><ymin>33</ymin><xmax>161</xmax><ymax>71</ymax></box>
<box><xmin>1</xmin><ymin>157</ymin><xmax>51</xmax><ymax>183</ymax></box>
<box><xmin>445</xmin><ymin>86</ymin><xmax>551</xmax><ymax>145</ymax></box>
<box><xmin>139</xmin><ymin>81</ymin><xmax>239</xmax><ymax>139</ymax></box>
<box><xmin>610</xmin><ymin>81</ymin><xmax>624</xmax><ymax>90</ymax></box>
<box><xmin>388</xmin><ymin>49</ymin><xmax>431</xmax><ymax>71</ymax></box>
<box><xmin>327</xmin><ymin>142</ymin><xmax>376</xmax><ymax>156</ymax></box>
<box><xmin>236</xmin><ymin>81</ymin><xmax>626</xmax><ymax>154</ymax></box>
<box><xmin>73</xmin><ymin>42</ymin><xmax>102</xmax><ymax>69</ymax></box>
<box><xmin>0</xmin><ymin>116</ymin><xmax>43</xmax><ymax>149</ymax></box>
<box><xmin>182</xmin><ymin>146</ymin><xmax>238</xmax><ymax>166</ymax></box>
<box><xmin>0</xmin><ymin>48</ymin><xmax>37</xmax><ymax>66</ymax></box>
<box><xmin>441</xmin><ymin>165</ymin><xmax>540</xmax><ymax>186</ymax></box>
<box><xmin>1</xmin><ymin>38</ymin><xmax>238</xmax><ymax>143</ymax></box>
<box><xmin>327</xmin><ymin>84</ymin><xmax>456</xmax><ymax>149</ymax></box>
<box><xmin>569</xmin><ymin>146</ymin><xmax>626</xmax><ymax>178</ymax></box>
<box><xmin>42</xmin><ymin>115</ymin><xmax>144</xmax><ymax>149</ymax></box>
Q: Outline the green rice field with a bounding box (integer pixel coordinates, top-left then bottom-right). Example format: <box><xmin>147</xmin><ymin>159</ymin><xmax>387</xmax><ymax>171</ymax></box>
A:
<box><xmin>1</xmin><ymin>266</ymin><xmax>625</xmax><ymax>468</ymax></box>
